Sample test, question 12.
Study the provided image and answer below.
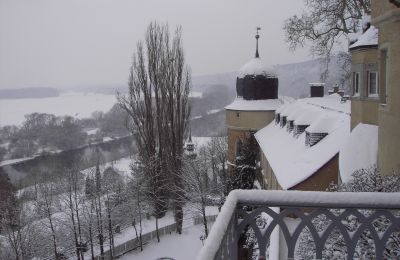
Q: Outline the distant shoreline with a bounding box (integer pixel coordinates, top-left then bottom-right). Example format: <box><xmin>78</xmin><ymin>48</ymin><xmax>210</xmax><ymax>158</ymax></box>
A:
<box><xmin>0</xmin><ymin>87</ymin><xmax>59</xmax><ymax>99</ymax></box>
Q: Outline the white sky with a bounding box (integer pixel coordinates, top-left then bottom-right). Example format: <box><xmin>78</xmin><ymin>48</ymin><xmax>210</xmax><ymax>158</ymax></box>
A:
<box><xmin>0</xmin><ymin>0</ymin><xmax>312</xmax><ymax>89</ymax></box>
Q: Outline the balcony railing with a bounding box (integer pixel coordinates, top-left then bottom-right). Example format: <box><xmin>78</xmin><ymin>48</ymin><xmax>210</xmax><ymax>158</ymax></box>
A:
<box><xmin>196</xmin><ymin>190</ymin><xmax>400</xmax><ymax>260</ymax></box>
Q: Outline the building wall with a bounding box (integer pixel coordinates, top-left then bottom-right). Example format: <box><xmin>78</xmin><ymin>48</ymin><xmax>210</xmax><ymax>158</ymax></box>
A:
<box><xmin>291</xmin><ymin>154</ymin><xmax>339</xmax><ymax>191</ymax></box>
<box><xmin>351</xmin><ymin>99</ymin><xmax>379</xmax><ymax>129</ymax></box>
<box><xmin>260</xmin><ymin>152</ymin><xmax>282</xmax><ymax>190</ymax></box>
<box><xmin>226</xmin><ymin>109</ymin><xmax>275</xmax><ymax>163</ymax></box>
<box><xmin>226</xmin><ymin>110</ymin><xmax>275</xmax><ymax>131</ymax></box>
<box><xmin>372</xmin><ymin>0</ymin><xmax>400</xmax><ymax>175</ymax></box>
<box><xmin>350</xmin><ymin>48</ymin><xmax>379</xmax><ymax>129</ymax></box>
<box><xmin>227</xmin><ymin>128</ymin><xmax>249</xmax><ymax>164</ymax></box>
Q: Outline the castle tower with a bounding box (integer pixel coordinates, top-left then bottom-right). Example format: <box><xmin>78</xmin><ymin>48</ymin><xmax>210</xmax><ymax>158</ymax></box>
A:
<box><xmin>225</xmin><ymin>28</ymin><xmax>283</xmax><ymax>165</ymax></box>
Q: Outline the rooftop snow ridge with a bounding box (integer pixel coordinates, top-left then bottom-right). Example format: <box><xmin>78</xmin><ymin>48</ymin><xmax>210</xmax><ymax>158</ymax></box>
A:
<box><xmin>225</xmin><ymin>97</ymin><xmax>284</xmax><ymax>111</ymax></box>
<box><xmin>237</xmin><ymin>57</ymin><xmax>276</xmax><ymax>78</ymax></box>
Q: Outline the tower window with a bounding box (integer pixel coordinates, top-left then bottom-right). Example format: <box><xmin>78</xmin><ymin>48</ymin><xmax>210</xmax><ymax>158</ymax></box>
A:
<box><xmin>352</xmin><ymin>72</ymin><xmax>360</xmax><ymax>96</ymax></box>
<box><xmin>368</xmin><ymin>71</ymin><xmax>378</xmax><ymax>97</ymax></box>
<box><xmin>235</xmin><ymin>139</ymin><xmax>243</xmax><ymax>157</ymax></box>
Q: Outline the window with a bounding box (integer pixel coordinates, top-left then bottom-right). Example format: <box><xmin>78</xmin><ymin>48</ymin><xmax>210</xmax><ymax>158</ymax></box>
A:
<box><xmin>368</xmin><ymin>71</ymin><xmax>378</xmax><ymax>96</ymax></box>
<box><xmin>352</xmin><ymin>72</ymin><xmax>360</xmax><ymax>96</ymax></box>
<box><xmin>235</xmin><ymin>139</ymin><xmax>242</xmax><ymax>157</ymax></box>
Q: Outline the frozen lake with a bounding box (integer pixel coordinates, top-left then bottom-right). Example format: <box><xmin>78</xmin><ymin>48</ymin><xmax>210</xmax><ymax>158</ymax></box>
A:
<box><xmin>0</xmin><ymin>92</ymin><xmax>117</xmax><ymax>126</ymax></box>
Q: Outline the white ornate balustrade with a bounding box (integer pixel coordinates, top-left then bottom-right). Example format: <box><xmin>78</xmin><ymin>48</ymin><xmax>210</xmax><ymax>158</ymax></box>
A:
<box><xmin>196</xmin><ymin>190</ymin><xmax>400</xmax><ymax>260</ymax></box>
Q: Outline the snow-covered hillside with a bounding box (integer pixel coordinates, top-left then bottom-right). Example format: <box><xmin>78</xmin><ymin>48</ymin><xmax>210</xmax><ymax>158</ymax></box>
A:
<box><xmin>192</xmin><ymin>56</ymin><xmax>346</xmax><ymax>99</ymax></box>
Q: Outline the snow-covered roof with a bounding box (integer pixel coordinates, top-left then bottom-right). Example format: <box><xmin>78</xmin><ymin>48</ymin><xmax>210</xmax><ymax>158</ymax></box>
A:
<box><xmin>303</xmin><ymin>94</ymin><xmax>351</xmax><ymax>114</ymax></box>
<box><xmin>339</xmin><ymin>123</ymin><xmax>378</xmax><ymax>183</ymax></box>
<box><xmin>349</xmin><ymin>25</ymin><xmax>378</xmax><ymax>50</ymax></box>
<box><xmin>237</xmin><ymin>58</ymin><xmax>276</xmax><ymax>78</ymax></box>
<box><xmin>255</xmin><ymin>95</ymin><xmax>351</xmax><ymax>190</ymax></box>
<box><xmin>225</xmin><ymin>97</ymin><xmax>283</xmax><ymax>111</ymax></box>
<box><xmin>306</xmin><ymin>115</ymin><xmax>338</xmax><ymax>134</ymax></box>
<box><xmin>294</xmin><ymin>109</ymin><xmax>321</xmax><ymax>126</ymax></box>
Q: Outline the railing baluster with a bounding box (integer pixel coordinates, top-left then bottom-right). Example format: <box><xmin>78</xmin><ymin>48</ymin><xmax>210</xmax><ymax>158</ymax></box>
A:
<box><xmin>196</xmin><ymin>190</ymin><xmax>400</xmax><ymax>260</ymax></box>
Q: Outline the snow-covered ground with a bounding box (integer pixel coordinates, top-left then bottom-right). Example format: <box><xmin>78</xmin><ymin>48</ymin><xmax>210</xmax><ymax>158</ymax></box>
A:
<box><xmin>119</xmin><ymin>223</ymin><xmax>212</xmax><ymax>260</ymax></box>
<box><xmin>0</xmin><ymin>157</ymin><xmax>33</xmax><ymax>167</ymax></box>
<box><xmin>191</xmin><ymin>137</ymin><xmax>211</xmax><ymax>148</ymax></box>
<box><xmin>85</xmin><ymin>206</ymin><xmax>218</xmax><ymax>259</ymax></box>
<box><xmin>0</xmin><ymin>92</ymin><xmax>117</xmax><ymax>126</ymax></box>
<box><xmin>81</xmin><ymin>156</ymin><xmax>134</xmax><ymax>180</ymax></box>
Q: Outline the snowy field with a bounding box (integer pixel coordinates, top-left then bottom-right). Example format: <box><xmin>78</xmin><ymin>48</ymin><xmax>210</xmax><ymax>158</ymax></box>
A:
<box><xmin>0</xmin><ymin>92</ymin><xmax>117</xmax><ymax>126</ymax></box>
<box><xmin>119</xmin><ymin>223</ymin><xmax>212</xmax><ymax>260</ymax></box>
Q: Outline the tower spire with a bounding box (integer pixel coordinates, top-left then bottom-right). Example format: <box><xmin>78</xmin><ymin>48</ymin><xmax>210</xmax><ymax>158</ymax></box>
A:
<box><xmin>255</xmin><ymin>27</ymin><xmax>261</xmax><ymax>58</ymax></box>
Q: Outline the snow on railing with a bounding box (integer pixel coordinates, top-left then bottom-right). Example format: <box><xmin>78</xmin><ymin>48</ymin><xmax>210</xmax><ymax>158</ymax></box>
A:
<box><xmin>196</xmin><ymin>190</ymin><xmax>400</xmax><ymax>260</ymax></box>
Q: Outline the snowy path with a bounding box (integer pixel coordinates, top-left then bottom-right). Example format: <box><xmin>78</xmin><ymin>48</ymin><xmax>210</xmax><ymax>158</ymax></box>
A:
<box><xmin>84</xmin><ymin>206</ymin><xmax>219</xmax><ymax>259</ymax></box>
<box><xmin>119</xmin><ymin>223</ymin><xmax>213</xmax><ymax>260</ymax></box>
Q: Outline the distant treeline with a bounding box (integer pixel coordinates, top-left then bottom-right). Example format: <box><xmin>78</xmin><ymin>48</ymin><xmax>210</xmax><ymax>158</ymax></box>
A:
<box><xmin>0</xmin><ymin>87</ymin><xmax>59</xmax><ymax>99</ymax></box>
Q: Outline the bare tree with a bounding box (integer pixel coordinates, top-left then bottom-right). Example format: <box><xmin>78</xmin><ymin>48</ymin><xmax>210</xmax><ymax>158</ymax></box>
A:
<box><xmin>206</xmin><ymin>136</ymin><xmax>229</xmax><ymax>197</ymax></box>
<box><xmin>182</xmin><ymin>148</ymin><xmax>214</xmax><ymax>238</ymax></box>
<box><xmin>118</xmin><ymin>21</ymin><xmax>191</xmax><ymax>234</ymax></box>
<box><xmin>284</xmin><ymin>0</ymin><xmax>370</xmax><ymax>57</ymax></box>
<box><xmin>34</xmin><ymin>172</ymin><xmax>60</xmax><ymax>259</ymax></box>
<box><xmin>60</xmin><ymin>160</ymin><xmax>86</xmax><ymax>260</ymax></box>
<box><xmin>284</xmin><ymin>0</ymin><xmax>371</xmax><ymax>83</ymax></box>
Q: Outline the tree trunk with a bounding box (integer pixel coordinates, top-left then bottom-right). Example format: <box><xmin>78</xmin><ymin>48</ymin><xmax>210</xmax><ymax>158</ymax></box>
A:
<box><xmin>107</xmin><ymin>201</ymin><xmax>114</xmax><ymax>259</ymax></box>
<box><xmin>202</xmin><ymin>204</ymin><xmax>208</xmax><ymax>238</ymax></box>
<box><xmin>89</xmin><ymin>203</ymin><xmax>95</xmax><ymax>260</ymax></box>
<box><xmin>47</xmin><ymin>209</ymin><xmax>58</xmax><ymax>260</ymax></box>
<box><xmin>95</xmin><ymin>196</ymin><xmax>104</xmax><ymax>258</ymax></box>
<box><xmin>155</xmin><ymin>216</ymin><xmax>160</xmax><ymax>242</ymax></box>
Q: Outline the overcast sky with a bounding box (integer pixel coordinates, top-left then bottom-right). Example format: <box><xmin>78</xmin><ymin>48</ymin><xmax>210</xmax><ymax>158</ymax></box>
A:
<box><xmin>0</xmin><ymin>0</ymin><xmax>312</xmax><ymax>89</ymax></box>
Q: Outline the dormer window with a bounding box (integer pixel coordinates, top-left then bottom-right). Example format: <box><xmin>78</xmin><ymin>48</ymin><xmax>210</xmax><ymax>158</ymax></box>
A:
<box><xmin>305</xmin><ymin>131</ymin><xmax>328</xmax><ymax>147</ymax></box>
<box><xmin>353</xmin><ymin>72</ymin><xmax>360</xmax><ymax>96</ymax></box>
<box><xmin>368</xmin><ymin>71</ymin><xmax>378</xmax><ymax>97</ymax></box>
<box><xmin>294</xmin><ymin>125</ymin><xmax>308</xmax><ymax>137</ymax></box>
<box><xmin>287</xmin><ymin>120</ymin><xmax>294</xmax><ymax>132</ymax></box>
<box><xmin>275</xmin><ymin>113</ymin><xmax>280</xmax><ymax>124</ymax></box>
<box><xmin>280</xmin><ymin>116</ymin><xmax>287</xmax><ymax>127</ymax></box>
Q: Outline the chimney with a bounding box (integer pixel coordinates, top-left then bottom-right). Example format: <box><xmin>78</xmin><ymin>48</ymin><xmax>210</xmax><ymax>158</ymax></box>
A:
<box><xmin>328</xmin><ymin>84</ymin><xmax>345</xmax><ymax>97</ymax></box>
<box><xmin>310</xmin><ymin>83</ymin><xmax>325</xmax><ymax>98</ymax></box>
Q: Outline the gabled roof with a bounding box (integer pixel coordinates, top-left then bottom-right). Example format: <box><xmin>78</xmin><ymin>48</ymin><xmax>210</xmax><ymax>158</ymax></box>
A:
<box><xmin>255</xmin><ymin>95</ymin><xmax>350</xmax><ymax>190</ymax></box>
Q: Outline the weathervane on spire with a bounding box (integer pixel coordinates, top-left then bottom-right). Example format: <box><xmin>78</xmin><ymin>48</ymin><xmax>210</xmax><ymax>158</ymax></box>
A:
<box><xmin>255</xmin><ymin>27</ymin><xmax>261</xmax><ymax>58</ymax></box>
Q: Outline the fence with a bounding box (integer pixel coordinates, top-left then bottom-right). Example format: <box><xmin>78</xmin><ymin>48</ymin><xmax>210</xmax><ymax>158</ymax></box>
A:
<box><xmin>193</xmin><ymin>214</ymin><xmax>218</xmax><ymax>225</ymax></box>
